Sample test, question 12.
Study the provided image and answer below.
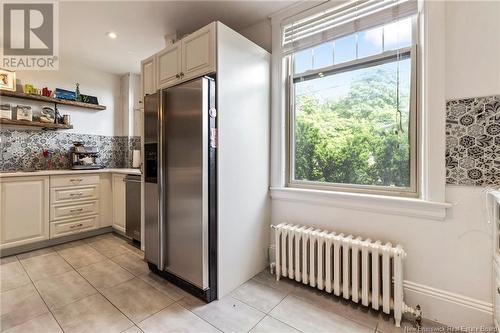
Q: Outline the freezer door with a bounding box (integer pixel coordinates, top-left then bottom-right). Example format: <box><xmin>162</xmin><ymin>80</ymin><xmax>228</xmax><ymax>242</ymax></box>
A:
<box><xmin>162</xmin><ymin>78</ymin><xmax>210</xmax><ymax>290</ymax></box>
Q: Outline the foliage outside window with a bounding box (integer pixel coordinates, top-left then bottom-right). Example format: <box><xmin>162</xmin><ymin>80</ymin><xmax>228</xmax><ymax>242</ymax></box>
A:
<box><xmin>287</xmin><ymin>17</ymin><xmax>418</xmax><ymax>196</ymax></box>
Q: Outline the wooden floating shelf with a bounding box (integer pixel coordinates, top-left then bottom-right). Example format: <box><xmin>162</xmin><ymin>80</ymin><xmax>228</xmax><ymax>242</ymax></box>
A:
<box><xmin>0</xmin><ymin>118</ymin><xmax>73</xmax><ymax>130</ymax></box>
<box><xmin>0</xmin><ymin>90</ymin><xmax>106</xmax><ymax>110</ymax></box>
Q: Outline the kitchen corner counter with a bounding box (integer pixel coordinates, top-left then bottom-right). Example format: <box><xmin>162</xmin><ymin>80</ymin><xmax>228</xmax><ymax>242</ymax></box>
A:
<box><xmin>0</xmin><ymin>168</ymin><xmax>141</xmax><ymax>178</ymax></box>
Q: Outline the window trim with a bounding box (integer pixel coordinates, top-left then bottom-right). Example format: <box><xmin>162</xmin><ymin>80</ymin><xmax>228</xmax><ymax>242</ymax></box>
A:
<box><xmin>285</xmin><ymin>25</ymin><xmax>419</xmax><ymax>197</ymax></box>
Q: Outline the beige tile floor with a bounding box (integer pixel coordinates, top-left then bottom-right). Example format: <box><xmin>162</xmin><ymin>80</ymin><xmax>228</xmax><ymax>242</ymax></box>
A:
<box><xmin>0</xmin><ymin>232</ymin><xmax>446</xmax><ymax>333</ymax></box>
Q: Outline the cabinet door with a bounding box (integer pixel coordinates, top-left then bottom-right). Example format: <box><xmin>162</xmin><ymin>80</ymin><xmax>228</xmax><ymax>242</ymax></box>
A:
<box><xmin>112</xmin><ymin>174</ymin><xmax>126</xmax><ymax>233</ymax></box>
<box><xmin>141</xmin><ymin>55</ymin><xmax>157</xmax><ymax>98</ymax></box>
<box><xmin>181</xmin><ymin>23</ymin><xmax>216</xmax><ymax>79</ymax></box>
<box><xmin>158</xmin><ymin>42</ymin><xmax>181</xmax><ymax>88</ymax></box>
<box><xmin>0</xmin><ymin>177</ymin><xmax>49</xmax><ymax>249</ymax></box>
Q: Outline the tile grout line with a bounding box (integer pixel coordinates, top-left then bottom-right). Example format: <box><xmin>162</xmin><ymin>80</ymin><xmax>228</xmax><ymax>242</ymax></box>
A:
<box><xmin>263</xmin><ymin>295</ymin><xmax>308</xmax><ymax>333</ymax></box>
<box><xmin>246</xmin><ymin>273</ymin><xmax>306</xmax><ymax>332</ymax></box>
<box><xmin>282</xmin><ymin>292</ymin><xmax>380</xmax><ymax>332</ymax></box>
<box><xmin>255</xmin><ymin>272</ymin><xmax>382</xmax><ymax>332</ymax></box>
<box><xmin>61</xmin><ymin>239</ymin><xmax>140</xmax><ymax>331</ymax></box>
<box><xmin>54</xmin><ymin>243</ymin><xmax>109</xmax><ymax>270</ymax></box>
<box><xmin>267</xmin><ymin>272</ymin><xmax>383</xmax><ymax>331</ymax></box>
<box><xmin>230</xmin><ymin>280</ymin><xmax>291</xmax><ymax>332</ymax></box>
<box><xmin>161</xmin><ymin>272</ymin><xmax>297</xmax><ymax>333</ymax></box>
<box><xmin>5</xmin><ymin>234</ymin><xmax>144</xmax><ymax>332</ymax></box>
<box><xmin>133</xmin><ymin>298</ymin><xmax>180</xmax><ymax>329</ymax></box>
<box><xmin>174</xmin><ymin>298</ymin><xmax>225</xmax><ymax>333</ymax></box>
<box><xmin>17</xmin><ymin>255</ymin><xmax>66</xmax><ymax>333</ymax></box>
<box><xmin>70</xmin><ymin>234</ymin><xmax>177</xmax><ymax>330</ymax></box>
<box><xmin>11</xmin><ymin>241</ymin><xmax>378</xmax><ymax>333</ymax></box>
<box><xmin>47</xmin><ymin>236</ymin><xmax>138</xmax><ymax>330</ymax></box>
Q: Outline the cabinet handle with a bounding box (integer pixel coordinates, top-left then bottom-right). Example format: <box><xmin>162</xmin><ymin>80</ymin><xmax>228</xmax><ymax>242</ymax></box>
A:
<box><xmin>70</xmin><ymin>178</ymin><xmax>83</xmax><ymax>182</ymax></box>
<box><xmin>70</xmin><ymin>192</ymin><xmax>83</xmax><ymax>196</ymax></box>
<box><xmin>70</xmin><ymin>208</ymin><xmax>84</xmax><ymax>213</ymax></box>
<box><xmin>70</xmin><ymin>223</ymin><xmax>84</xmax><ymax>229</ymax></box>
<box><xmin>497</xmin><ymin>287</ymin><xmax>500</xmax><ymax>295</ymax></box>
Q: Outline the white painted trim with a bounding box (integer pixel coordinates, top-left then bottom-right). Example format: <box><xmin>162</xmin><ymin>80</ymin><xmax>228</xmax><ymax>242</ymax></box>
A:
<box><xmin>404</xmin><ymin>280</ymin><xmax>493</xmax><ymax>316</ymax></box>
<box><xmin>269</xmin><ymin>0</ymin><xmax>447</xmax><ymax>205</ymax></box>
<box><xmin>270</xmin><ymin>187</ymin><xmax>451</xmax><ymax>221</ymax></box>
<box><xmin>419</xmin><ymin>0</ymin><xmax>446</xmax><ymax>203</ymax></box>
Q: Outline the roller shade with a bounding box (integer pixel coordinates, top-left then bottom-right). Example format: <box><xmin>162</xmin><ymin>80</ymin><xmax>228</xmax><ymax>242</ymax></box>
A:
<box><xmin>282</xmin><ymin>0</ymin><xmax>418</xmax><ymax>54</ymax></box>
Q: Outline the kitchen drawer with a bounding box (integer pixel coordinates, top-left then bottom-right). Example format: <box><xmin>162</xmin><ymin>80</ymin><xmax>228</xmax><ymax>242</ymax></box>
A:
<box><xmin>50</xmin><ymin>174</ymin><xmax>100</xmax><ymax>188</ymax></box>
<box><xmin>50</xmin><ymin>215</ymin><xmax>98</xmax><ymax>238</ymax></box>
<box><xmin>50</xmin><ymin>200</ymin><xmax>99</xmax><ymax>221</ymax></box>
<box><xmin>50</xmin><ymin>185</ymin><xmax>99</xmax><ymax>204</ymax></box>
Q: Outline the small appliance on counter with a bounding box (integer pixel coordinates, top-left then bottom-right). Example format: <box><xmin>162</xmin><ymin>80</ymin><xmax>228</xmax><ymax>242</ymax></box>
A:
<box><xmin>70</xmin><ymin>142</ymin><xmax>102</xmax><ymax>170</ymax></box>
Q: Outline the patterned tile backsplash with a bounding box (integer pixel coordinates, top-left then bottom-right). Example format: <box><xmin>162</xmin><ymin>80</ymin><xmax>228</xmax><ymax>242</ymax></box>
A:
<box><xmin>0</xmin><ymin>129</ymin><xmax>141</xmax><ymax>171</ymax></box>
<box><xmin>446</xmin><ymin>95</ymin><xmax>500</xmax><ymax>186</ymax></box>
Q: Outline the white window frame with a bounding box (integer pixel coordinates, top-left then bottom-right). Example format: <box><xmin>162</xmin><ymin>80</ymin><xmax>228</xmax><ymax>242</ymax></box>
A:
<box><xmin>285</xmin><ymin>18</ymin><xmax>419</xmax><ymax>197</ymax></box>
<box><xmin>269</xmin><ymin>1</ymin><xmax>451</xmax><ymax>220</ymax></box>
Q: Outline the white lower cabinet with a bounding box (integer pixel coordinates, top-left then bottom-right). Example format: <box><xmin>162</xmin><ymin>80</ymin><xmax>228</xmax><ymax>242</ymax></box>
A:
<box><xmin>112</xmin><ymin>174</ymin><xmax>126</xmax><ymax>233</ymax></box>
<box><xmin>1</xmin><ymin>172</ymin><xmax>134</xmax><ymax>248</ymax></box>
<box><xmin>0</xmin><ymin>176</ymin><xmax>50</xmax><ymax>249</ymax></box>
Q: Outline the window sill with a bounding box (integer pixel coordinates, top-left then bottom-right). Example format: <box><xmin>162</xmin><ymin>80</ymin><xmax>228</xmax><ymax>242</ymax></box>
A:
<box><xmin>269</xmin><ymin>187</ymin><xmax>452</xmax><ymax>221</ymax></box>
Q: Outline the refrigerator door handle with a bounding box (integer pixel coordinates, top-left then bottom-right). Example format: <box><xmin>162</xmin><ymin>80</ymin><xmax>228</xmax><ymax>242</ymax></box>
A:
<box><xmin>158</xmin><ymin>90</ymin><xmax>166</xmax><ymax>271</ymax></box>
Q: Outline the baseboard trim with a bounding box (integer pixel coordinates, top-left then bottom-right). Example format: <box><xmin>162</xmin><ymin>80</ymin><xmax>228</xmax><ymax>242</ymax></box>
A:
<box><xmin>404</xmin><ymin>280</ymin><xmax>493</xmax><ymax>315</ymax></box>
<box><xmin>0</xmin><ymin>227</ymin><xmax>114</xmax><ymax>257</ymax></box>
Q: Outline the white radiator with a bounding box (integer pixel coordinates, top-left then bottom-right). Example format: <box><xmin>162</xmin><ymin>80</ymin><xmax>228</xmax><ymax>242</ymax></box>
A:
<box><xmin>272</xmin><ymin>223</ymin><xmax>420</xmax><ymax>327</ymax></box>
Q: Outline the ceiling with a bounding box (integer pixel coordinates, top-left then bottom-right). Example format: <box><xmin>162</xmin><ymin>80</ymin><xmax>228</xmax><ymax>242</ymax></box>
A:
<box><xmin>59</xmin><ymin>1</ymin><xmax>296</xmax><ymax>74</ymax></box>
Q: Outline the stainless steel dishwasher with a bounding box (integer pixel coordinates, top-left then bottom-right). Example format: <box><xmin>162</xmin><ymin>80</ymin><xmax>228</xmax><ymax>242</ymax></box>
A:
<box><xmin>124</xmin><ymin>174</ymin><xmax>141</xmax><ymax>242</ymax></box>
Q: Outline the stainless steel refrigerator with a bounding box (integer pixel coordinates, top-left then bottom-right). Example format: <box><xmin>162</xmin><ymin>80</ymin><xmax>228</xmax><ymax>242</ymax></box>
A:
<box><xmin>144</xmin><ymin>77</ymin><xmax>217</xmax><ymax>302</ymax></box>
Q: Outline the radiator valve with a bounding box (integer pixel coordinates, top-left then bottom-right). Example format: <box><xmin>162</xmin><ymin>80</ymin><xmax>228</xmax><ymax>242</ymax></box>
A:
<box><xmin>402</xmin><ymin>303</ymin><xmax>422</xmax><ymax>328</ymax></box>
<box><xmin>414</xmin><ymin>305</ymin><xmax>422</xmax><ymax>328</ymax></box>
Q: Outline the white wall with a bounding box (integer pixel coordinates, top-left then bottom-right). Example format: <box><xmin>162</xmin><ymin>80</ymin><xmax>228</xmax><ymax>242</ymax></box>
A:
<box><xmin>270</xmin><ymin>0</ymin><xmax>500</xmax><ymax>327</ymax></box>
<box><xmin>5</xmin><ymin>59</ymin><xmax>122</xmax><ymax>136</ymax></box>
<box><xmin>445</xmin><ymin>1</ymin><xmax>500</xmax><ymax>99</ymax></box>
<box><xmin>239</xmin><ymin>19</ymin><xmax>272</xmax><ymax>52</ymax></box>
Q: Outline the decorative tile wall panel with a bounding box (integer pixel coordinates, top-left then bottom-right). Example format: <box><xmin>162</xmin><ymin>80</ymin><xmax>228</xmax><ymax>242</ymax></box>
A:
<box><xmin>446</xmin><ymin>95</ymin><xmax>500</xmax><ymax>186</ymax></box>
<box><xmin>0</xmin><ymin>129</ymin><xmax>141</xmax><ymax>171</ymax></box>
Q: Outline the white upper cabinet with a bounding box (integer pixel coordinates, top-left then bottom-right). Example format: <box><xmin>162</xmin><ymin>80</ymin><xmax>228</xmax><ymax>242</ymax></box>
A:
<box><xmin>141</xmin><ymin>55</ymin><xmax>157</xmax><ymax>98</ymax></box>
<box><xmin>0</xmin><ymin>176</ymin><xmax>49</xmax><ymax>249</ymax></box>
<box><xmin>181</xmin><ymin>23</ymin><xmax>216</xmax><ymax>79</ymax></box>
<box><xmin>157</xmin><ymin>41</ymin><xmax>182</xmax><ymax>88</ymax></box>
<box><xmin>142</xmin><ymin>22</ymin><xmax>216</xmax><ymax>90</ymax></box>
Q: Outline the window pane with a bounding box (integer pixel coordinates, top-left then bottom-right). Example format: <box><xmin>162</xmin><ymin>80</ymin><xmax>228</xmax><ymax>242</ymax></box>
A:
<box><xmin>312</xmin><ymin>42</ymin><xmax>334</xmax><ymax>69</ymax></box>
<box><xmin>293</xmin><ymin>58</ymin><xmax>412</xmax><ymax>188</ymax></box>
<box><xmin>384</xmin><ymin>17</ymin><xmax>412</xmax><ymax>51</ymax></box>
<box><xmin>334</xmin><ymin>34</ymin><xmax>356</xmax><ymax>64</ymax></box>
<box><xmin>294</xmin><ymin>48</ymin><xmax>313</xmax><ymax>74</ymax></box>
<box><xmin>358</xmin><ymin>27</ymin><xmax>383</xmax><ymax>58</ymax></box>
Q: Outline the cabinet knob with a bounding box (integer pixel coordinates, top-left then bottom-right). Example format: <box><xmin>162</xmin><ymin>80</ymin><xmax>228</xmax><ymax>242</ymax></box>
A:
<box><xmin>497</xmin><ymin>287</ymin><xmax>500</xmax><ymax>295</ymax></box>
<box><xmin>176</xmin><ymin>74</ymin><xmax>180</xmax><ymax>79</ymax></box>
<box><xmin>180</xmin><ymin>72</ymin><xmax>184</xmax><ymax>77</ymax></box>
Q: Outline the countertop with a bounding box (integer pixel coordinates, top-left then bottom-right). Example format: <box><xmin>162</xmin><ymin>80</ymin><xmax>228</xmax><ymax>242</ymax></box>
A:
<box><xmin>0</xmin><ymin>168</ymin><xmax>141</xmax><ymax>178</ymax></box>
